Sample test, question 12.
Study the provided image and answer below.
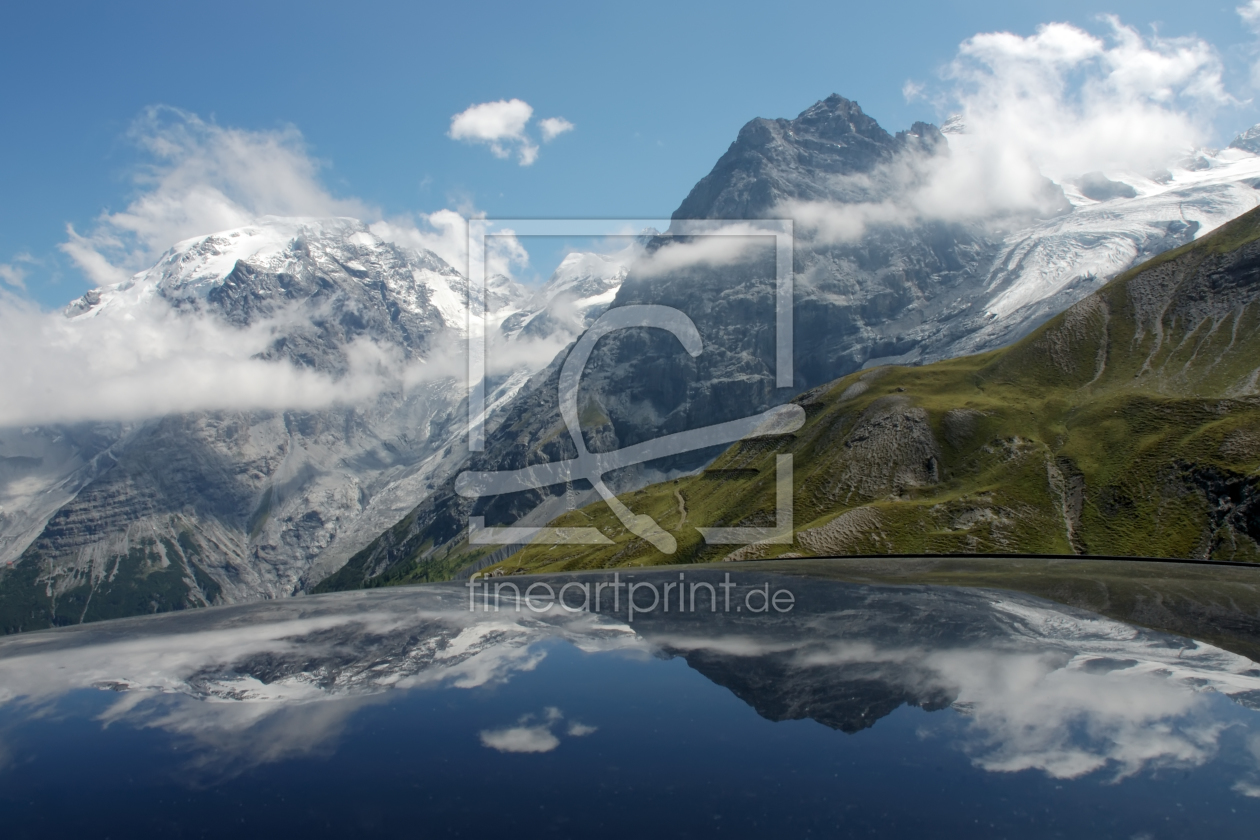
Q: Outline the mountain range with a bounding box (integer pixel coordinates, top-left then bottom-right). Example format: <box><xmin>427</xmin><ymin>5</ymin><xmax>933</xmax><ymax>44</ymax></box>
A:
<box><xmin>0</xmin><ymin>218</ymin><xmax>628</xmax><ymax>631</ymax></box>
<box><xmin>318</xmin><ymin>96</ymin><xmax>1260</xmax><ymax>593</ymax></box>
<box><xmin>4</xmin><ymin>94</ymin><xmax>1260</xmax><ymax>630</ymax></box>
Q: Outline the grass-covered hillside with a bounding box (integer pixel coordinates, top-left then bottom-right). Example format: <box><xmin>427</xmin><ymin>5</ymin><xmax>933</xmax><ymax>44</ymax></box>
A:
<box><xmin>475</xmin><ymin>206</ymin><xmax>1260</xmax><ymax>574</ymax></box>
<box><xmin>317</xmin><ymin>205</ymin><xmax>1260</xmax><ymax>590</ymax></box>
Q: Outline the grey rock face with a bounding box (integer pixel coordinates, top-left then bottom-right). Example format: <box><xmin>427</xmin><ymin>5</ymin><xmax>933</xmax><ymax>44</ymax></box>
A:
<box><xmin>0</xmin><ymin>423</ymin><xmax>131</xmax><ymax>568</ymax></box>
<box><xmin>1231</xmin><ymin>124</ymin><xmax>1260</xmax><ymax>155</ymax></box>
<box><xmin>1076</xmin><ymin>171</ymin><xmax>1138</xmax><ymax>201</ymax></box>
<box><xmin>1</xmin><ymin>221</ymin><xmax>477</xmax><ymax>625</ymax></box>
<box><xmin>673</xmin><ymin>94</ymin><xmax>927</xmax><ymax>220</ymax></box>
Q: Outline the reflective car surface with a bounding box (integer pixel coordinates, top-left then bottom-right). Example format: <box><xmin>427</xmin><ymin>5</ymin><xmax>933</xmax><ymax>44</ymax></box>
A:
<box><xmin>2</xmin><ymin>559</ymin><xmax>1259</xmax><ymax>838</ymax></box>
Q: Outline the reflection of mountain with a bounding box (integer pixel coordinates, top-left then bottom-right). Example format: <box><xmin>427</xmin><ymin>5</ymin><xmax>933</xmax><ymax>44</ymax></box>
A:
<box><xmin>633</xmin><ymin>575</ymin><xmax>1260</xmax><ymax>738</ymax></box>
<box><xmin>662</xmin><ymin>637</ymin><xmax>954</xmax><ymax>733</ymax></box>
<box><xmin>4</xmin><ymin>568</ymin><xmax>1260</xmax><ymax>783</ymax></box>
<box><xmin>638</xmin><ymin>583</ymin><xmax>982</xmax><ymax>733</ymax></box>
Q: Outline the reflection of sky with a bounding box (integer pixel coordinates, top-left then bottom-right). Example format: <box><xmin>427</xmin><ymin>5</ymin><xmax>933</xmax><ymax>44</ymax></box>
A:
<box><xmin>1</xmin><ymin>581</ymin><xmax>1260</xmax><ymax>803</ymax></box>
<box><xmin>783</xmin><ymin>596</ymin><xmax>1260</xmax><ymax>783</ymax></box>
<box><xmin>0</xmin><ymin>588</ymin><xmax>645</xmax><ymax>776</ymax></box>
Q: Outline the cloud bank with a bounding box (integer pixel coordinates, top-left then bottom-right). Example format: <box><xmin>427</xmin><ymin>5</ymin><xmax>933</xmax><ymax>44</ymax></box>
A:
<box><xmin>54</xmin><ymin>106</ymin><xmax>532</xmax><ymax>291</ymax></box>
<box><xmin>946</xmin><ymin>17</ymin><xmax>1227</xmax><ymax>178</ymax></box>
<box><xmin>0</xmin><ymin>288</ymin><xmax>466</xmax><ymax>427</ymax></box>
<box><xmin>0</xmin><ymin>107</ymin><xmax>555</xmax><ymax>426</ymax></box>
<box><xmin>60</xmin><ymin>106</ymin><xmax>368</xmax><ymax>288</ymax></box>
<box><xmin>791</xmin><ymin>17</ymin><xmax>1235</xmax><ymax>244</ymax></box>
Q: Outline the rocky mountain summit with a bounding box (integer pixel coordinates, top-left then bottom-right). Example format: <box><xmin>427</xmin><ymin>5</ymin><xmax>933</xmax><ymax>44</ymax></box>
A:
<box><xmin>673</xmin><ymin>93</ymin><xmax>949</xmax><ymax>219</ymax></box>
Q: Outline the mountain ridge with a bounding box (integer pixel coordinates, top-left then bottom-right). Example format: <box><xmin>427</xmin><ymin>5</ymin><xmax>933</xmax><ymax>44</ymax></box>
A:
<box><xmin>491</xmin><ymin>205</ymin><xmax>1260</xmax><ymax>573</ymax></box>
<box><xmin>0</xmin><ymin>218</ymin><xmax>630</xmax><ymax>632</ymax></box>
<box><xmin>318</xmin><ymin>98</ymin><xmax>1260</xmax><ymax>593</ymax></box>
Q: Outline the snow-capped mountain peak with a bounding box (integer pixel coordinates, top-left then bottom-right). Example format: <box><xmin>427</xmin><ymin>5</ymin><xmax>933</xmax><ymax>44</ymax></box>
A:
<box><xmin>1230</xmin><ymin>122</ymin><xmax>1260</xmax><ymax>155</ymax></box>
<box><xmin>65</xmin><ymin>217</ymin><xmax>470</xmax><ymax>336</ymax></box>
<box><xmin>498</xmin><ymin>240</ymin><xmax>637</xmax><ymax>343</ymax></box>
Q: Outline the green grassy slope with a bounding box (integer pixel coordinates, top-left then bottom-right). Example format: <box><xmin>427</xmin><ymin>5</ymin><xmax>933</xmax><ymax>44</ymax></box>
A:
<box><xmin>468</xmin><ymin>206</ymin><xmax>1260</xmax><ymax>575</ymax></box>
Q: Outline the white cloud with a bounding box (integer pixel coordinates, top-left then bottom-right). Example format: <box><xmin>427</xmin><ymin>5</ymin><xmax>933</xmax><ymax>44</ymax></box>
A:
<box><xmin>448</xmin><ymin>99</ymin><xmax>573</xmax><ymax>165</ymax></box>
<box><xmin>449</xmin><ymin>98</ymin><xmax>536</xmax><ymax>165</ymax></box>
<box><xmin>0</xmin><ymin>106</ymin><xmax>555</xmax><ymax>425</ymax></box>
<box><xmin>517</xmin><ymin>143</ymin><xmax>540</xmax><ymax>166</ymax></box>
<box><xmin>371</xmin><ymin>210</ymin><xmax>469</xmax><ymax>272</ymax></box>
<box><xmin>59</xmin><ymin>107</ymin><xmax>367</xmax><ymax>288</ymax></box>
<box><xmin>0</xmin><ymin>287</ymin><xmax>463</xmax><ymax>427</ymax></box>
<box><xmin>1242</xmin><ymin>1</ymin><xmax>1260</xmax><ymax>29</ymax></box>
<box><xmin>370</xmin><ymin>210</ymin><xmax>529</xmax><ymax>280</ymax></box>
<box><xmin>785</xmin><ymin>18</ymin><xmax>1232</xmax><ymax>245</ymax></box>
<box><xmin>539</xmin><ymin>116</ymin><xmax>575</xmax><ymax>142</ymax></box>
<box><xmin>449</xmin><ymin>99</ymin><xmax>533</xmax><ymax>148</ymax></box>
<box><xmin>0</xmin><ymin>253</ymin><xmax>33</xmax><ymax>290</ymax></box>
<box><xmin>950</xmin><ymin>18</ymin><xmax>1227</xmax><ymax>176</ymax></box>
<box><xmin>634</xmin><ymin>223</ymin><xmax>773</xmax><ymax>277</ymax></box>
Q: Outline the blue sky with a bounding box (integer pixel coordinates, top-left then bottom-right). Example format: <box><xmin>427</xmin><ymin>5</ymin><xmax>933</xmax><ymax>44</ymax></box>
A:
<box><xmin>3</xmin><ymin>0</ymin><xmax>1260</xmax><ymax>307</ymax></box>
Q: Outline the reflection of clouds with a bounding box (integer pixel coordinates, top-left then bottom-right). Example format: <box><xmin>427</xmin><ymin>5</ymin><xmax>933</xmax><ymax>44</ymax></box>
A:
<box><xmin>644</xmin><ymin>634</ymin><xmax>801</xmax><ymax>658</ymax></box>
<box><xmin>1231</xmin><ymin>731</ymin><xmax>1260</xmax><ymax>797</ymax></box>
<box><xmin>650</xmin><ymin>594</ymin><xmax>1260</xmax><ymax>788</ymax></box>
<box><xmin>945</xmin><ymin>598</ymin><xmax>1260</xmax><ymax>781</ymax></box>
<box><xmin>1236</xmin><ymin>781</ymin><xmax>1260</xmax><ymax>798</ymax></box>
<box><xmin>0</xmin><ymin>588</ymin><xmax>640</xmax><ymax>777</ymax></box>
<box><xmin>932</xmin><ymin>648</ymin><xmax>1220</xmax><ymax>780</ymax></box>
<box><xmin>479</xmin><ymin>707</ymin><xmax>597</xmax><ymax>754</ymax></box>
<box><xmin>124</xmin><ymin>693</ymin><xmax>386</xmax><ymax>779</ymax></box>
<box><xmin>481</xmin><ymin>725</ymin><xmax>560</xmax><ymax>754</ymax></box>
<box><xmin>3</xmin><ymin>582</ymin><xmax>1260</xmax><ymax>791</ymax></box>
